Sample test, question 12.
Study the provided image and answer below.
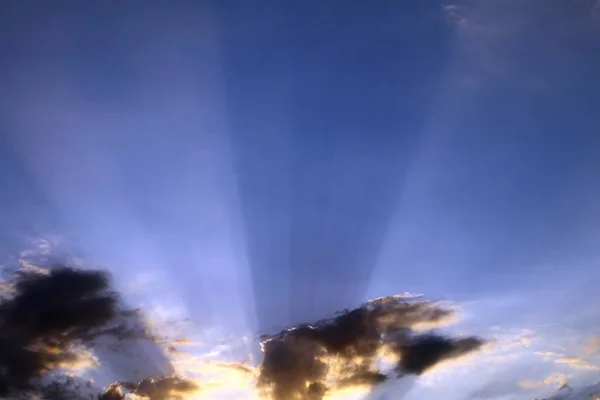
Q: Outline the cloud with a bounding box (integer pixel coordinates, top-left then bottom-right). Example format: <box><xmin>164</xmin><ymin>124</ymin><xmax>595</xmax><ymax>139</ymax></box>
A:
<box><xmin>99</xmin><ymin>383</ymin><xmax>126</xmax><ymax>400</ymax></box>
<box><xmin>397</xmin><ymin>334</ymin><xmax>482</xmax><ymax>375</ymax></box>
<box><xmin>127</xmin><ymin>375</ymin><xmax>200</xmax><ymax>399</ymax></box>
<box><xmin>443</xmin><ymin>4</ymin><xmax>468</xmax><ymax>27</ymax></box>
<box><xmin>440</xmin><ymin>0</ymin><xmax>600</xmax><ymax>93</ymax></box>
<box><xmin>584</xmin><ymin>335</ymin><xmax>600</xmax><ymax>356</ymax></box>
<box><xmin>257</xmin><ymin>296</ymin><xmax>484</xmax><ymax>399</ymax></box>
<box><xmin>0</xmin><ymin>265</ymin><xmax>157</xmax><ymax>397</ymax></box>
<box><xmin>540</xmin><ymin>381</ymin><xmax>600</xmax><ymax>400</ymax></box>
<box><xmin>519</xmin><ymin>372</ymin><xmax>570</xmax><ymax>390</ymax></box>
<box><xmin>159</xmin><ymin>356</ymin><xmax>259</xmax><ymax>399</ymax></box>
<box><xmin>554</xmin><ymin>356</ymin><xmax>600</xmax><ymax>371</ymax></box>
<box><xmin>96</xmin><ymin>363</ymin><xmax>257</xmax><ymax>400</ymax></box>
<box><xmin>0</xmin><ymin>244</ymin><xmax>487</xmax><ymax>399</ymax></box>
<box><xmin>592</xmin><ymin>0</ymin><xmax>600</xmax><ymax>22</ymax></box>
<box><xmin>23</xmin><ymin>374</ymin><xmax>99</xmax><ymax>400</ymax></box>
<box><xmin>535</xmin><ymin>350</ymin><xmax>600</xmax><ymax>371</ymax></box>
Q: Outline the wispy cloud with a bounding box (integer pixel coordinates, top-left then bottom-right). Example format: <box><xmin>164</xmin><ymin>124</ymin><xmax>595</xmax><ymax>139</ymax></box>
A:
<box><xmin>520</xmin><ymin>372</ymin><xmax>570</xmax><ymax>390</ymax></box>
<box><xmin>541</xmin><ymin>381</ymin><xmax>600</xmax><ymax>400</ymax></box>
<box><xmin>584</xmin><ymin>335</ymin><xmax>600</xmax><ymax>356</ymax></box>
<box><xmin>535</xmin><ymin>350</ymin><xmax>600</xmax><ymax>371</ymax></box>
<box><xmin>441</xmin><ymin>0</ymin><xmax>600</xmax><ymax>92</ymax></box>
<box><xmin>443</xmin><ymin>4</ymin><xmax>468</xmax><ymax>27</ymax></box>
<box><xmin>554</xmin><ymin>356</ymin><xmax>600</xmax><ymax>371</ymax></box>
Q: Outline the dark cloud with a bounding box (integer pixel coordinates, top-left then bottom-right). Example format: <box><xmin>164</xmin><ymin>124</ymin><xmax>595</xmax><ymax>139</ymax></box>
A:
<box><xmin>36</xmin><ymin>375</ymin><xmax>99</xmax><ymax>400</ymax></box>
<box><xmin>0</xmin><ymin>247</ymin><xmax>486</xmax><ymax>399</ymax></box>
<box><xmin>0</xmin><ymin>265</ymin><xmax>154</xmax><ymax>398</ymax></box>
<box><xmin>396</xmin><ymin>334</ymin><xmax>483</xmax><ymax>375</ymax></box>
<box><xmin>257</xmin><ymin>296</ymin><xmax>484</xmax><ymax>399</ymax></box>
<box><xmin>307</xmin><ymin>382</ymin><xmax>327</xmax><ymax>400</ymax></box>
<box><xmin>98</xmin><ymin>383</ymin><xmax>126</xmax><ymax>400</ymax></box>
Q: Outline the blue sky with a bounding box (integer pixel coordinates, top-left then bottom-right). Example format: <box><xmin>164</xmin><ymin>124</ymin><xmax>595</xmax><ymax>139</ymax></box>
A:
<box><xmin>1</xmin><ymin>1</ymin><xmax>600</xmax><ymax>399</ymax></box>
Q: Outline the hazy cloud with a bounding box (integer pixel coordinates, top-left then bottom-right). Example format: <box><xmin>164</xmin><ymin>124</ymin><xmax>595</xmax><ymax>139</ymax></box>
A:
<box><xmin>554</xmin><ymin>356</ymin><xmax>600</xmax><ymax>371</ymax></box>
<box><xmin>443</xmin><ymin>4</ymin><xmax>468</xmax><ymax>27</ymax></box>
<box><xmin>584</xmin><ymin>335</ymin><xmax>600</xmax><ymax>356</ymax></box>
<box><xmin>540</xmin><ymin>381</ymin><xmax>600</xmax><ymax>399</ymax></box>
<box><xmin>520</xmin><ymin>372</ymin><xmax>570</xmax><ymax>390</ymax></box>
<box><xmin>535</xmin><ymin>350</ymin><xmax>600</xmax><ymax>371</ymax></box>
<box><xmin>441</xmin><ymin>0</ymin><xmax>600</xmax><ymax>92</ymax></box>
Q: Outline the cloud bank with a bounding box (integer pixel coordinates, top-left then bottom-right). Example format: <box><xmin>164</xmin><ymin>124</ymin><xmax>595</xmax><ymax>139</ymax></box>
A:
<box><xmin>0</xmin><ymin>247</ymin><xmax>485</xmax><ymax>399</ymax></box>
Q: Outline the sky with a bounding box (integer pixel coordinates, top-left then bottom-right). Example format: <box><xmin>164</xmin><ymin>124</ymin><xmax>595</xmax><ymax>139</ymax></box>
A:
<box><xmin>1</xmin><ymin>1</ymin><xmax>600</xmax><ymax>399</ymax></box>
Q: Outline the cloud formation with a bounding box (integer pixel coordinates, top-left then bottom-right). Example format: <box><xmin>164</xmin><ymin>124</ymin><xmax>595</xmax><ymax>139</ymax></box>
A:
<box><xmin>0</xmin><ymin>245</ymin><xmax>485</xmax><ymax>399</ymax></box>
<box><xmin>257</xmin><ymin>296</ymin><xmax>484</xmax><ymax>399</ymax></box>
<box><xmin>0</xmin><ymin>265</ymin><xmax>154</xmax><ymax>397</ymax></box>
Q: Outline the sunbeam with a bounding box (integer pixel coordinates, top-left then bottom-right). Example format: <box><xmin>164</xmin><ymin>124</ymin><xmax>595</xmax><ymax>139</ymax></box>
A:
<box><xmin>2</xmin><ymin>1</ymin><xmax>600</xmax><ymax>399</ymax></box>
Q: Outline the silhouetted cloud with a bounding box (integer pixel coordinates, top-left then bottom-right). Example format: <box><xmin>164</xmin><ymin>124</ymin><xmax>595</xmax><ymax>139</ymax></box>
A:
<box><xmin>0</xmin><ymin>248</ymin><xmax>486</xmax><ymax>399</ymax></box>
<box><xmin>98</xmin><ymin>383</ymin><xmax>126</xmax><ymax>400</ymax></box>
<box><xmin>94</xmin><ymin>375</ymin><xmax>201</xmax><ymax>399</ymax></box>
<box><xmin>396</xmin><ymin>334</ymin><xmax>483</xmax><ymax>375</ymax></box>
<box><xmin>257</xmin><ymin>295</ymin><xmax>484</xmax><ymax>399</ymax></box>
<box><xmin>0</xmin><ymin>265</ymin><xmax>154</xmax><ymax>397</ymax></box>
<box><xmin>132</xmin><ymin>376</ymin><xmax>199</xmax><ymax>399</ymax></box>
